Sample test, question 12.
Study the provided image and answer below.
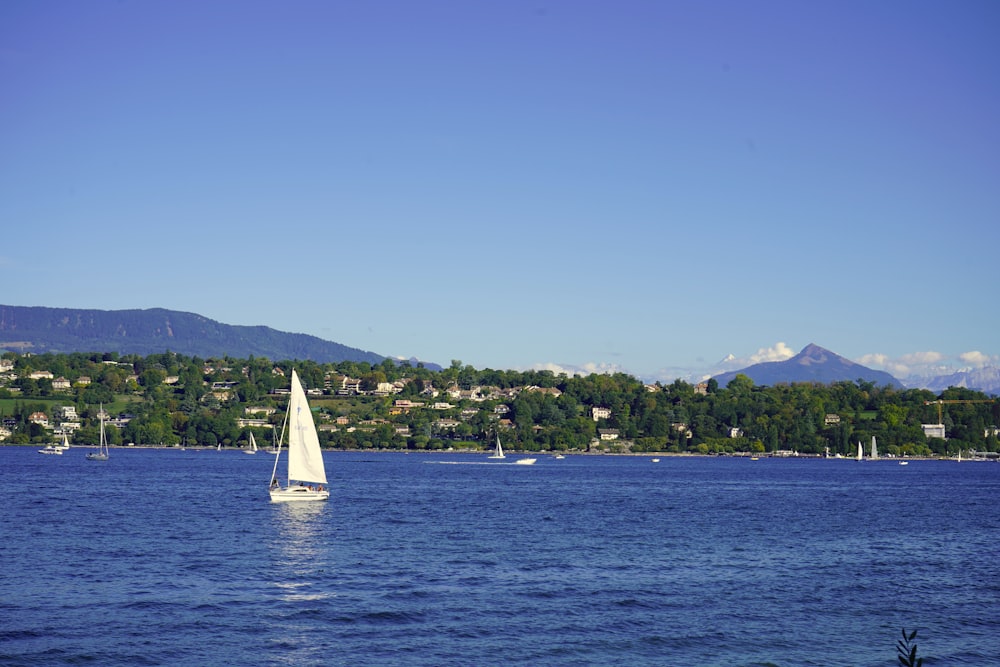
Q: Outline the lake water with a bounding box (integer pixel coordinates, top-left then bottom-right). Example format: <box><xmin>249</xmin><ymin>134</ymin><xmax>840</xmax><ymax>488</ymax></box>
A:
<box><xmin>2</xmin><ymin>447</ymin><xmax>998</xmax><ymax>666</ymax></box>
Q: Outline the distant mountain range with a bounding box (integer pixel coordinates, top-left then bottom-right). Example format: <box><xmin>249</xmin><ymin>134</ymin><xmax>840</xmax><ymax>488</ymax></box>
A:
<box><xmin>905</xmin><ymin>366</ymin><xmax>1000</xmax><ymax>395</ymax></box>
<box><xmin>711</xmin><ymin>343</ymin><xmax>999</xmax><ymax>395</ymax></box>
<box><xmin>713</xmin><ymin>343</ymin><xmax>904</xmax><ymax>388</ymax></box>
<box><xmin>0</xmin><ymin>305</ymin><xmax>392</xmax><ymax>365</ymax></box>
<box><xmin>1</xmin><ymin>306</ymin><xmax>994</xmax><ymax>394</ymax></box>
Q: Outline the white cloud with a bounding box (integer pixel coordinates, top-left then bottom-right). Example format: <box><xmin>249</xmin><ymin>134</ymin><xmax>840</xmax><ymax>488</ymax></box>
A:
<box><xmin>712</xmin><ymin>342</ymin><xmax>796</xmax><ymax>374</ymax></box>
<box><xmin>958</xmin><ymin>350</ymin><xmax>993</xmax><ymax>367</ymax></box>
<box><xmin>527</xmin><ymin>361</ymin><xmax>624</xmax><ymax>377</ymax></box>
<box><xmin>748</xmin><ymin>342</ymin><xmax>796</xmax><ymax>364</ymax></box>
<box><xmin>899</xmin><ymin>351</ymin><xmax>944</xmax><ymax>366</ymax></box>
<box><xmin>858</xmin><ymin>353</ymin><xmax>890</xmax><ymax>368</ymax></box>
<box><xmin>856</xmin><ymin>349</ymin><xmax>1000</xmax><ymax>379</ymax></box>
<box><xmin>858</xmin><ymin>352</ymin><xmax>913</xmax><ymax>377</ymax></box>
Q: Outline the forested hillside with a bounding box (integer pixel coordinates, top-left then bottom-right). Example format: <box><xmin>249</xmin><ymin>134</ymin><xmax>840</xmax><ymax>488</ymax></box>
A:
<box><xmin>0</xmin><ymin>305</ymin><xmax>385</xmax><ymax>364</ymax></box>
<box><xmin>2</xmin><ymin>351</ymin><xmax>998</xmax><ymax>457</ymax></box>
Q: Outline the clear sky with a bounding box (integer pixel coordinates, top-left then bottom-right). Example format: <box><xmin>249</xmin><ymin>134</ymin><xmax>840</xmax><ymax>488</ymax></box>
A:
<box><xmin>2</xmin><ymin>1</ymin><xmax>998</xmax><ymax>382</ymax></box>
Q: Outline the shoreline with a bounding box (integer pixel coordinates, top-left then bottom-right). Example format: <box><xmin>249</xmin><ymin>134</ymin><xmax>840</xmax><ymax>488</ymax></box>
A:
<box><xmin>4</xmin><ymin>443</ymin><xmax>978</xmax><ymax>461</ymax></box>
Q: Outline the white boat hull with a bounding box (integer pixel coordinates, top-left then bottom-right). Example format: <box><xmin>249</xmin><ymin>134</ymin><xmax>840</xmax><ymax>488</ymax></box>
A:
<box><xmin>514</xmin><ymin>458</ymin><xmax>537</xmax><ymax>465</ymax></box>
<box><xmin>269</xmin><ymin>484</ymin><xmax>330</xmax><ymax>503</ymax></box>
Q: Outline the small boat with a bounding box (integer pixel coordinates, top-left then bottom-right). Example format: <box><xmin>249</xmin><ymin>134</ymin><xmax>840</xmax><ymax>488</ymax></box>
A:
<box><xmin>514</xmin><ymin>458</ymin><xmax>537</xmax><ymax>465</ymax></box>
<box><xmin>487</xmin><ymin>433</ymin><xmax>506</xmax><ymax>460</ymax></box>
<box><xmin>268</xmin><ymin>369</ymin><xmax>329</xmax><ymax>502</ymax></box>
<box><xmin>269</xmin><ymin>426</ymin><xmax>280</xmax><ymax>454</ymax></box>
<box><xmin>41</xmin><ymin>432</ymin><xmax>73</xmax><ymax>455</ymax></box>
<box><xmin>244</xmin><ymin>431</ymin><xmax>259</xmax><ymax>454</ymax></box>
<box><xmin>86</xmin><ymin>406</ymin><xmax>110</xmax><ymax>461</ymax></box>
<box><xmin>553</xmin><ymin>454</ymin><xmax>566</xmax><ymax>460</ymax></box>
<box><xmin>870</xmin><ymin>436</ymin><xmax>879</xmax><ymax>461</ymax></box>
<box><xmin>899</xmin><ymin>461</ymin><xmax>909</xmax><ymax>466</ymax></box>
<box><xmin>651</xmin><ymin>458</ymin><xmax>660</xmax><ymax>463</ymax></box>
<box><xmin>856</xmin><ymin>441</ymin><xmax>863</xmax><ymax>462</ymax></box>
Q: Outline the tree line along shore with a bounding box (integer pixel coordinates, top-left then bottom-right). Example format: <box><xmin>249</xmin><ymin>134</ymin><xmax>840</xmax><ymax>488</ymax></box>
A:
<box><xmin>1</xmin><ymin>351</ymin><xmax>997</xmax><ymax>456</ymax></box>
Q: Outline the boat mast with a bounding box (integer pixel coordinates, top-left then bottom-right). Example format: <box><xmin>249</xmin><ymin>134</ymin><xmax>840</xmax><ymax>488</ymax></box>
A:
<box><xmin>99</xmin><ymin>403</ymin><xmax>107</xmax><ymax>455</ymax></box>
<box><xmin>269</xmin><ymin>405</ymin><xmax>290</xmax><ymax>487</ymax></box>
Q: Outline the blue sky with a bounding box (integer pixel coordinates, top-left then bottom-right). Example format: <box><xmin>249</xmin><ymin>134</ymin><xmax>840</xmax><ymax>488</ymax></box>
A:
<box><xmin>2</xmin><ymin>1</ymin><xmax>998</xmax><ymax>382</ymax></box>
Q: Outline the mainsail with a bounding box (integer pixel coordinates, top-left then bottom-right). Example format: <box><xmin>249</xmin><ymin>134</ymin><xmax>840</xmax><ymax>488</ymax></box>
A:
<box><xmin>285</xmin><ymin>369</ymin><xmax>327</xmax><ymax>485</ymax></box>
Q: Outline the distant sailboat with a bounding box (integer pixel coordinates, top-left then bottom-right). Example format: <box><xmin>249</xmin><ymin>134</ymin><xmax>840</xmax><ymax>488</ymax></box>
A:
<box><xmin>244</xmin><ymin>431</ymin><xmax>258</xmax><ymax>454</ymax></box>
<box><xmin>268</xmin><ymin>369</ymin><xmax>329</xmax><ymax>502</ymax></box>
<box><xmin>86</xmin><ymin>406</ymin><xmax>110</xmax><ymax>461</ymax></box>
<box><xmin>487</xmin><ymin>433</ymin><xmax>506</xmax><ymax>460</ymax></box>
<box><xmin>269</xmin><ymin>426</ymin><xmax>279</xmax><ymax>454</ymax></box>
<box><xmin>870</xmin><ymin>436</ymin><xmax>879</xmax><ymax>461</ymax></box>
<box><xmin>857</xmin><ymin>441</ymin><xmax>863</xmax><ymax>462</ymax></box>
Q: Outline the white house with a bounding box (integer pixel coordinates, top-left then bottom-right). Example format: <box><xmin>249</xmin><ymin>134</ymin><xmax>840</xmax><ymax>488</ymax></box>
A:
<box><xmin>55</xmin><ymin>405</ymin><xmax>79</xmax><ymax>420</ymax></box>
<box><xmin>592</xmin><ymin>407</ymin><xmax>612</xmax><ymax>421</ymax></box>
<box><xmin>922</xmin><ymin>424</ymin><xmax>946</xmax><ymax>439</ymax></box>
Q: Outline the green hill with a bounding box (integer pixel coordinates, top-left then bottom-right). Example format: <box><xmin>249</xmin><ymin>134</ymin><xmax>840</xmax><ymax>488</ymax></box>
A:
<box><xmin>0</xmin><ymin>305</ymin><xmax>385</xmax><ymax>364</ymax></box>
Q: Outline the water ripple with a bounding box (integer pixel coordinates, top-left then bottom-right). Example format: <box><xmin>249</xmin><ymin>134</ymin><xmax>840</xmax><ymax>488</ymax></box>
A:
<box><xmin>4</xmin><ymin>449</ymin><xmax>999</xmax><ymax>666</ymax></box>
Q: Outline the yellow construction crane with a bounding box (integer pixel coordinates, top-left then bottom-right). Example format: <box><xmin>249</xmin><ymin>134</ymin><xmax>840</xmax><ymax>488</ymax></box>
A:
<box><xmin>924</xmin><ymin>399</ymin><xmax>996</xmax><ymax>425</ymax></box>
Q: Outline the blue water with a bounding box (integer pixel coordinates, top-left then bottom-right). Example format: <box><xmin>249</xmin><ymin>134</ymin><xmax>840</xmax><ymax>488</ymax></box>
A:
<box><xmin>2</xmin><ymin>448</ymin><xmax>998</xmax><ymax>666</ymax></box>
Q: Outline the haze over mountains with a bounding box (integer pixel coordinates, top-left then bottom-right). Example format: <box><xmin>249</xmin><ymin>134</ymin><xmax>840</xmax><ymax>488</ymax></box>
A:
<box><xmin>0</xmin><ymin>306</ymin><xmax>995</xmax><ymax>394</ymax></box>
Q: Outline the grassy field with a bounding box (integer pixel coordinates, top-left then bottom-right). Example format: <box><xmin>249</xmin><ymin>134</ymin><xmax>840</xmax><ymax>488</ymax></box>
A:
<box><xmin>0</xmin><ymin>395</ymin><xmax>139</xmax><ymax>415</ymax></box>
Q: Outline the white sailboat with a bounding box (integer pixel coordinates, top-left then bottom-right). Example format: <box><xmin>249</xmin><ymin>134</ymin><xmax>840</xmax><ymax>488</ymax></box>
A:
<box><xmin>86</xmin><ymin>406</ymin><xmax>110</xmax><ymax>461</ymax></box>
<box><xmin>244</xmin><ymin>431</ymin><xmax>259</xmax><ymax>454</ymax></box>
<box><xmin>269</xmin><ymin>426</ymin><xmax>280</xmax><ymax>454</ymax></box>
<box><xmin>269</xmin><ymin>369</ymin><xmax>329</xmax><ymax>502</ymax></box>
<box><xmin>870</xmin><ymin>436</ymin><xmax>879</xmax><ymax>461</ymax></box>
<box><xmin>856</xmin><ymin>441</ymin><xmax>863</xmax><ymax>461</ymax></box>
<box><xmin>487</xmin><ymin>432</ymin><xmax>506</xmax><ymax>459</ymax></box>
<box><xmin>40</xmin><ymin>432</ymin><xmax>71</xmax><ymax>455</ymax></box>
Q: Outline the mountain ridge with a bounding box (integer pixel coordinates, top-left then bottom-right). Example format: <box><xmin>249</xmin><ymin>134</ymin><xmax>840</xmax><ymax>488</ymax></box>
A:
<box><xmin>712</xmin><ymin>343</ymin><xmax>904</xmax><ymax>388</ymax></box>
<box><xmin>905</xmin><ymin>366</ymin><xmax>1000</xmax><ymax>395</ymax></box>
<box><xmin>0</xmin><ymin>305</ymin><xmax>390</xmax><ymax>365</ymax></box>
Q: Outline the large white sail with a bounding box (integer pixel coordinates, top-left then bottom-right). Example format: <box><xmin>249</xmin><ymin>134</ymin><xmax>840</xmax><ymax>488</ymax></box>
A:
<box><xmin>870</xmin><ymin>436</ymin><xmax>878</xmax><ymax>460</ymax></box>
<box><xmin>286</xmin><ymin>369</ymin><xmax>327</xmax><ymax>485</ymax></box>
